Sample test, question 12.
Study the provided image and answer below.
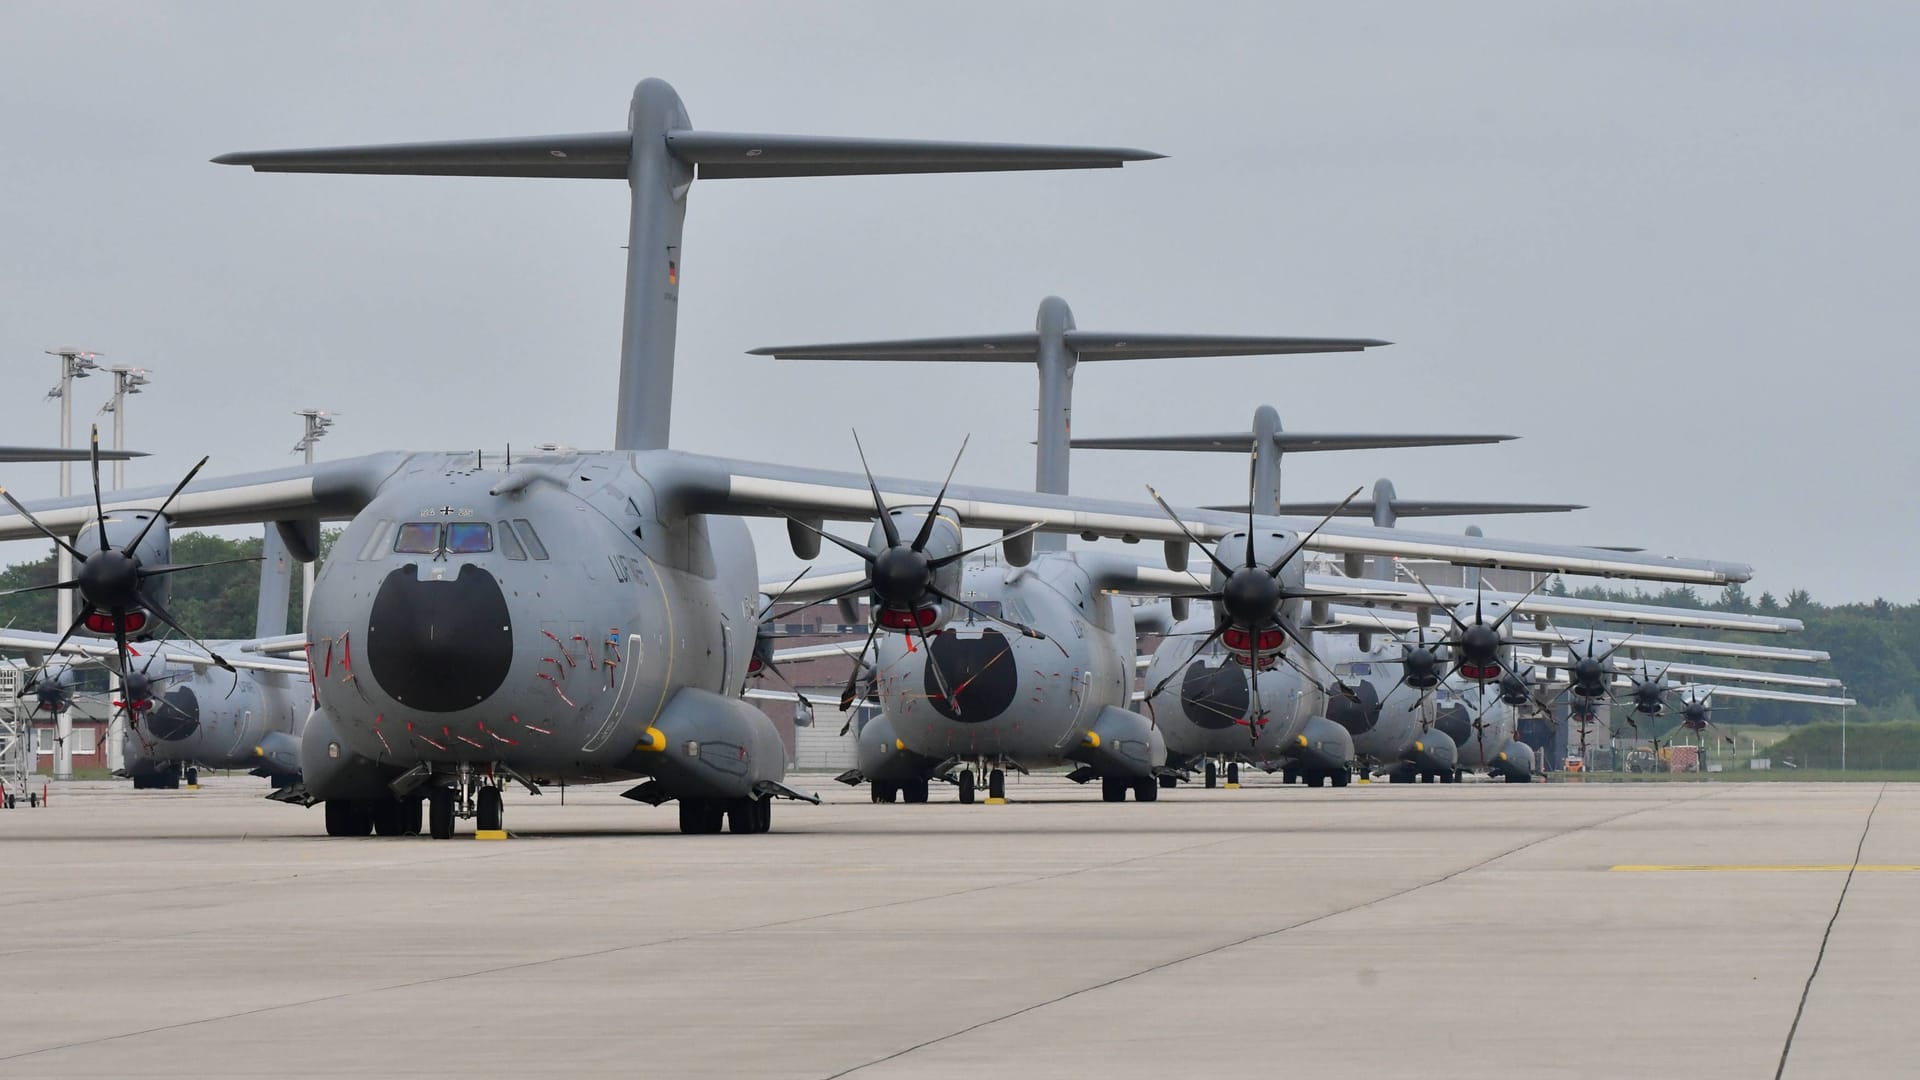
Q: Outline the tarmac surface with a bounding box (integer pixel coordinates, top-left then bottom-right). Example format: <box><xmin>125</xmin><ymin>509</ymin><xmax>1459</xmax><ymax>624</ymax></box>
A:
<box><xmin>0</xmin><ymin>774</ymin><xmax>1913</xmax><ymax>1078</ymax></box>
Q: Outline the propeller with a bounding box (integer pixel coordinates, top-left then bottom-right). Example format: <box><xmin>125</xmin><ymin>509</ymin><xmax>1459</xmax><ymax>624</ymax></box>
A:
<box><xmin>1349</xmin><ymin>607</ymin><xmax>1451</xmax><ymax>713</ymax></box>
<box><xmin>0</xmin><ymin>425</ymin><xmax>248</xmax><ymax>716</ymax></box>
<box><xmin>1675</xmin><ymin>686</ymin><xmax>1736</xmax><ymax>747</ymax></box>
<box><xmin>1405</xmin><ymin>571</ymin><xmax>1553</xmax><ymax>684</ymax></box>
<box><xmin>781</xmin><ymin>432</ymin><xmax>1047</xmax><ymax>715</ymax></box>
<box><xmin>1140</xmin><ymin>469</ymin><xmax>1364</xmax><ymax>745</ymax></box>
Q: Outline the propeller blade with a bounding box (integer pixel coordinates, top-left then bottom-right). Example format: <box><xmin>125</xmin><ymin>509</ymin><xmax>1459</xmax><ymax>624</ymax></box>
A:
<box><xmin>763</xmin><ymin>578</ymin><xmax>874</xmax><ymax>628</ymax></box>
<box><xmin>89</xmin><ymin>425</ymin><xmax>109</xmax><ymax>553</ymax></box>
<box><xmin>1405</xmin><ymin>570</ymin><xmax>1470</xmax><ymax>634</ymax></box>
<box><xmin>914</xmin><ymin>619</ymin><xmax>958</xmax><ymax>715</ymax></box>
<box><xmin>1244</xmin><ymin>447</ymin><xmax>1257</xmax><ymax>570</ymax></box>
<box><xmin>850</xmin><ymin>430</ymin><xmax>900</xmax><ymax>549</ymax></box>
<box><xmin>839</xmin><ymin>619</ymin><xmax>884</xmax><ymax>713</ymax></box>
<box><xmin>1488</xmin><ymin>573</ymin><xmax>1555</xmax><ymax>633</ymax></box>
<box><xmin>763</xmin><ymin>659</ymin><xmax>815</xmax><ymax>714</ymax></box>
<box><xmin>126</xmin><ymin>455</ymin><xmax>210</xmax><ymax>556</ymax></box>
<box><xmin>781</xmin><ymin>514</ymin><xmax>879</xmax><ymax>565</ymax></box>
<box><xmin>1144</xmin><ymin>485</ymin><xmax>1235</xmax><ymax>579</ymax></box>
<box><xmin>912</xmin><ymin>435</ymin><xmax>969</xmax><ymax>552</ymax></box>
<box><xmin>0</xmin><ymin>579</ymin><xmax>82</xmax><ymax>597</ymax></box>
<box><xmin>928</xmin><ymin>521</ymin><xmax>1046</xmax><ymax>570</ymax></box>
<box><xmin>134</xmin><ymin>591</ymin><xmax>233</xmax><ymax>672</ymax></box>
<box><xmin>140</xmin><ymin>556</ymin><xmax>265</xmax><ymax>577</ymax></box>
<box><xmin>0</xmin><ymin>488</ymin><xmax>90</xmax><ymax>563</ymax></box>
<box><xmin>754</xmin><ymin>565</ymin><xmax>814</xmax><ymax>623</ymax></box>
<box><xmin>1263</xmin><ymin>486</ymin><xmax>1365</xmax><ymax>577</ymax></box>
<box><xmin>1144</xmin><ymin>623</ymin><xmax>1229</xmax><ymax>704</ymax></box>
<box><xmin>926</xmin><ymin>584</ymin><xmax>1047</xmax><ymax>641</ymax></box>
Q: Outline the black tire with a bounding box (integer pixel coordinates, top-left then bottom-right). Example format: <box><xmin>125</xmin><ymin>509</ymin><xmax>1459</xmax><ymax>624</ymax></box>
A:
<box><xmin>1305</xmin><ymin>772</ymin><xmax>1326</xmax><ymax>789</ymax></box>
<box><xmin>429</xmin><ymin>787</ymin><xmax>456</xmax><ymax>840</ymax></box>
<box><xmin>29</xmin><ymin>792</ymin><xmax>39</xmax><ymax>808</ymax></box>
<box><xmin>755</xmin><ymin>796</ymin><xmax>773</xmax><ymax>833</ymax></box>
<box><xmin>988</xmin><ymin>768</ymin><xmax>1007</xmax><ymax>800</ymax></box>
<box><xmin>902</xmin><ymin>778</ymin><xmax>929</xmax><ymax>804</ymax></box>
<box><xmin>871</xmin><ymin>783</ymin><xmax>898</xmax><ymax>803</ymax></box>
<box><xmin>1440</xmin><ymin>769</ymin><xmax>1457</xmax><ymax>785</ymax></box>
<box><xmin>1389</xmin><ymin>767</ymin><xmax>1412</xmax><ymax>784</ymax></box>
<box><xmin>957</xmin><ymin>769</ymin><xmax>976</xmax><ymax>805</ymax></box>
<box><xmin>1331</xmin><ymin>769</ymin><xmax>1350</xmax><ymax>789</ymax></box>
<box><xmin>325</xmin><ymin>799</ymin><xmax>371</xmax><ymax>837</ymax></box>
<box><xmin>679</xmin><ymin>798</ymin><xmax>723</xmax><ymax>834</ymax></box>
<box><xmin>1204</xmin><ymin>761</ymin><xmax>1218</xmax><ymax>788</ymax></box>
<box><xmin>1227</xmin><ymin>763</ymin><xmax>1242</xmax><ymax>785</ymax></box>
<box><xmin>401</xmin><ymin>795</ymin><xmax>424</xmax><ymax>835</ymax></box>
<box><xmin>1158</xmin><ymin>774</ymin><xmax>1177</xmax><ymax>790</ymax></box>
<box><xmin>4</xmin><ymin>794</ymin><xmax>13</xmax><ymax>809</ymax></box>
<box><xmin>1100</xmin><ymin>775</ymin><xmax>1127</xmax><ymax>803</ymax></box>
<box><xmin>1133</xmin><ymin>777</ymin><xmax>1158</xmax><ymax>802</ymax></box>
<box><xmin>727</xmin><ymin>798</ymin><xmax>760</xmax><ymax>834</ymax></box>
<box><xmin>1419</xmin><ymin>771</ymin><xmax>1434</xmax><ymax>784</ymax></box>
<box><xmin>476</xmin><ymin>785</ymin><xmax>504</xmax><ymax>832</ymax></box>
<box><xmin>184</xmin><ymin>767</ymin><xmax>199</xmax><ymax>787</ymax></box>
<box><xmin>371</xmin><ymin>799</ymin><xmax>407</xmax><ymax>836</ymax></box>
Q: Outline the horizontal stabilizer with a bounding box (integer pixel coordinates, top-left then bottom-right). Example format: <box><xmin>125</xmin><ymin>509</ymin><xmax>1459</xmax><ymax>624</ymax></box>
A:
<box><xmin>1081</xmin><ymin>432</ymin><xmax>1513</xmax><ymax>454</ymax></box>
<box><xmin>0</xmin><ymin>445</ymin><xmax>144</xmax><ymax>463</ymax></box>
<box><xmin>216</xmin><ymin>131</ymin><xmax>1161</xmax><ymax>181</ymax></box>
<box><xmin>751</xmin><ymin>333</ymin><xmax>1385</xmax><ymax>362</ymax></box>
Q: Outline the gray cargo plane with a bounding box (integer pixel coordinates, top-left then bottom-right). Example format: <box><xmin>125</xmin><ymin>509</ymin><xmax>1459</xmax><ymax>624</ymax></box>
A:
<box><xmin>0</xmin><ymin>78</ymin><xmax>1755</xmax><ymax>839</ymax></box>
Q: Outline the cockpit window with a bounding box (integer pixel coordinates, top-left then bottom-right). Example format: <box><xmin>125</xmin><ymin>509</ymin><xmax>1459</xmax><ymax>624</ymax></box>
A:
<box><xmin>496</xmin><ymin>520</ymin><xmax>526</xmax><ymax>560</ymax></box>
<box><xmin>446</xmin><ymin>522</ymin><xmax>493</xmax><ymax>554</ymax></box>
<box><xmin>393</xmin><ymin>523</ymin><xmax>441</xmax><ymax>554</ymax></box>
<box><xmin>512</xmin><ymin>518</ymin><xmax>549</xmax><ymax>560</ymax></box>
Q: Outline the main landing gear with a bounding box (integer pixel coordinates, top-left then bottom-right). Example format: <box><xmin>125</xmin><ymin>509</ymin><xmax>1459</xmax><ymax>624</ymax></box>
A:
<box><xmin>323</xmin><ymin>767</ymin><xmax>513</xmax><ymax>839</ymax></box>
<box><xmin>677</xmin><ymin>795</ymin><xmax>771</xmax><ymax>834</ymax></box>
<box><xmin>1099</xmin><ymin>775</ymin><xmax>1159</xmax><ymax>803</ymax></box>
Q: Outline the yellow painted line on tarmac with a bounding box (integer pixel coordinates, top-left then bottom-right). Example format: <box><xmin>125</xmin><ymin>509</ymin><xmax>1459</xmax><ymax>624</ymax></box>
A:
<box><xmin>1611</xmin><ymin>864</ymin><xmax>1920</xmax><ymax>873</ymax></box>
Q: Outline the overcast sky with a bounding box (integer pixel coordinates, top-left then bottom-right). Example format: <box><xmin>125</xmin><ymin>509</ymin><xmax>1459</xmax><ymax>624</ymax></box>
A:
<box><xmin>1</xmin><ymin>2</ymin><xmax>1913</xmax><ymax>602</ymax></box>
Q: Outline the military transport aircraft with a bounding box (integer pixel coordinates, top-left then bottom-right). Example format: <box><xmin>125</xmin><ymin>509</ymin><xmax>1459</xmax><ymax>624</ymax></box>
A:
<box><xmin>0</xmin><ymin>78</ymin><xmax>1755</xmax><ymax>839</ymax></box>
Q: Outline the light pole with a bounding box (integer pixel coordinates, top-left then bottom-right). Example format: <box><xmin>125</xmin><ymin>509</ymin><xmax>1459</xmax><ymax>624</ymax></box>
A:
<box><xmin>95</xmin><ymin>365</ymin><xmax>150</xmax><ymax>774</ymax></box>
<box><xmin>1841</xmin><ymin>688</ymin><xmax>1848</xmax><ymax>773</ymax></box>
<box><xmin>292</xmin><ymin>410</ymin><xmax>335</xmax><ymax>623</ymax></box>
<box><xmin>43</xmin><ymin>347</ymin><xmax>100</xmax><ymax>781</ymax></box>
<box><xmin>99</xmin><ymin>366</ymin><xmax>151</xmax><ymax>489</ymax></box>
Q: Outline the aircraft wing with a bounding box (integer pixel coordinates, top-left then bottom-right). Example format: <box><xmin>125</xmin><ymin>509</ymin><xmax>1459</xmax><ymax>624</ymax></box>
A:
<box><xmin>239</xmin><ymin>634</ymin><xmax>311</xmax><ymax>656</ymax></box>
<box><xmin>1322</xmin><ymin>606</ymin><xmax>1827</xmax><ymax>663</ymax></box>
<box><xmin>660</xmin><ymin>450</ymin><xmax>1753</xmax><ymax>585</ymax></box>
<box><xmin>1520</xmin><ymin>652</ymin><xmax>1843</xmax><ymax>691</ymax></box>
<box><xmin>1670</xmin><ymin>685</ymin><xmax>1856</xmax><ymax>708</ymax></box>
<box><xmin>0</xmin><ymin>453</ymin><xmax>414</xmax><ymax>539</ymax></box>
<box><xmin>1304</xmin><ymin>574</ymin><xmax>1802</xmax><ymax>633</ymax></box>
<box><xmin>0</xmin><ymin>630</ymin><xmax>310</xmax><ymax>676</ymax></box>
<box><xmin>767</xmin><ymin>641</ymin><xmax>871</xmax><ymax>666</ymax></box>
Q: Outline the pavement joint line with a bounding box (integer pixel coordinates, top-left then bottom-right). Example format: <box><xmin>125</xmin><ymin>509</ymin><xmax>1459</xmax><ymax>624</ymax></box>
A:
<box><xmin>817</xmin><ymin>788</ymin><xmax>1721</xmax><ymax>1080</ymax></box>
<box><xmin>1774</xmin><ymin>782</ymin><xmax>1887</xmax><ymax>1080</ymax></box>
<box><xmin>1612</xmin><ymin>864</ymin><xmax>1919</xmax><ymax>872</ymax></box>
<box><xmin>0</xmin><ymin>831</ymin><xmax>1248</xmax><ymax>1065</ymax></box>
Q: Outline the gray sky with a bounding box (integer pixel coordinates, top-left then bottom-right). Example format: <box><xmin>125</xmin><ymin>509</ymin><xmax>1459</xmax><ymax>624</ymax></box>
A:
<box><xmin>1</xmin><ymin>1</ymin><xmax>1913</xmax><ymax>602</ymax></box>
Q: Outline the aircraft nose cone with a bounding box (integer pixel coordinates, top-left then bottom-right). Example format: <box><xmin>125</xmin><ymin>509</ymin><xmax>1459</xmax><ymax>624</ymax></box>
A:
<box><xmin>1179</xmin><ymin>662</ymin><xmax>1249</xmax><ymax>730</ymax></box>
<box><xmin>144</xmin><ymin>687</ymin><xmax>200</xmax><ymax>741</ymax></box>
<box><xmin>1221</xmin><ymin>568</ymin><xmax>1279</xmax><ymax>625</ymax></box>
<box><xmin>871</xmin><ymin>546</ymin><xmax>931</xmax><ymax>608</ymax></box>
<box><xmin>1326</xmin><ymin>680</ymin><xmax>1380</xmax><ymax>735</ymax></box>
<box><xmin>924</xmin><ymin>629</ymin><xmax>1017</xmax><ymax>723</ymax></box>
<box><xmin>367</xmin><ymin>563</ymin><xmax>514</xmax><ymax>712</ymax></box>
<box><xmin>1434</xmin><ymin>704</ymin><xmax>1472</xmax><ymax>746</ymax></box>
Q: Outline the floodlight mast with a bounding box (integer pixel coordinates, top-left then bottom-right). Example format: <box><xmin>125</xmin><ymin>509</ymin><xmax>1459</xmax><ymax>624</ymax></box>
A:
<box><xmin>42</xmin><ymin>348</ymin><xmax>99</xmax><ymax>782</ymax></box>
<box><xmin>292</xmin><ymin>409</ymin><xmax>335</xmax><ymax>621</ymax></box>
<box><xmin>99</xmin><ymin>366</ymin><xmax>151</xmax><ymax>490</ymax></box>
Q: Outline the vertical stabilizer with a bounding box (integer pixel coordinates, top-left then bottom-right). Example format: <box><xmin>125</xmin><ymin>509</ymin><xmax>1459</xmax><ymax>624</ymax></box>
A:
<box><xmin>215</xmin><ymin>80</ymin><xmax>1162</xmax><ymax>451</ymax></box>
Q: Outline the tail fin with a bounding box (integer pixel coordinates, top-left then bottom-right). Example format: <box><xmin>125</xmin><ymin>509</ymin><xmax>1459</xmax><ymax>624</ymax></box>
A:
<box><xmin>754</xmin><ymin>297</ymin><xmax>1386</xmax><ymax>549</ymax></box>
<box><xmin>216</xmin><ymin>79</ymin><xmax>1162</xmax><ymax>452</ymax></box>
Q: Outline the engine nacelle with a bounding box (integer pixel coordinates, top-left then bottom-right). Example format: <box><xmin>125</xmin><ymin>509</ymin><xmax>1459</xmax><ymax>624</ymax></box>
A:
<box><xmin>864</xmin><ymin>505</ymin><xmax>963</xmax><ymax>634</ymax></box>
<box><xmin>74</xmin><ymin>509</ymin><xmax>172</xmax><ymax>639</ymax></box>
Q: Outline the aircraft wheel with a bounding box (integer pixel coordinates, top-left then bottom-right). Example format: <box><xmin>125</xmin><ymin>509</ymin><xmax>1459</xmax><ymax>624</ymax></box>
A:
<box><xmin>1305</xmin><ymin>771</ymin><xmax>1326</xmax><ymax>789</ymax></box>
<box><xmin>726</xmin><ymin>798</ymin><xmax>762</xmax><ymax>834</ymax></box>
<box><xmin>1388</xmin><ymin>767</ymin><xmax>1412</xmax><ymax>784</ymax></box>
<box><xmin>902</xmin><ymin>778</ymin><xmax>930</xmax><ymax>804</ymax></box>
<box><xmin>1133</xmin><ymin>777</ymin><xmax>1159</xmax><ymax>802</ymax></box>
<box><xmin>957</xmin><ymin>769</ymin><xmax>976</xmax><ymax>805</ymax></box>
<box><xmin>1440</xmin><ymin>770</ymin><xmax>1457</xmax><ymax>784</ymax></box>
<box><xmin>755</xmin><ymin>796</ymin><xmax>773</xmax><ymax>833</ymax></box>
<box><xmin>871</xmin><ymin>783</ymin><xmax>898</xmax><ymax>803</ymax></box>
<box><xmin>1226</xmin><ymin>763</ymin><xmax>1241</xmax><ymax>785</ymax></box>
<box><xmin>184</xmin><ymin>767</ymin><xmax>199</xmax><ymax>787</ymax></box>
<box><xmin>3</xmin><ymin>795</ymin><xmax>11</xmax><ymax>809</ymax></box>
<box><xmin>371</xmin><ymin>799</ymin><xmax>408</xmax><ymax>836</ymax></box>
<box><xmin>1419</xmin><ymin>771</ymin><xmax>1434</xmax><ymax>784</ymax></box>
<box><xmin>29</xmin><ymin>792</ymin><xmax>39</xmax><ymax>808</ymax></box>
<box><xmin>1505</xmin><ymin>773</ymin><xmax>1532</xmax><ymax>784</ymax></box>
<box><xmin>325</xmin><ymin>799</ymin><xmax>372</xmax><ymax>837</ymax></box>
<box><xmin>428</xmin><ymin>788</ymin><xmax>456</xmax><ymax>839</ymax></box>
<box><xmin>1331</xmin><ymin>769</ymin><xmax>1350</xmax><ymax>789</ymax></box>
<box><xmin>401</xmin><ymin>795</ymin><xmax>424</xmax><ymax>835</ymax></box>
<box><xmin>678</xmin><ymin>797</ymin><xmax>722</xmax><ymax>834</ymax></box>
<box><xmin>1100</xmin><ymin>775</ymin><xmax>1127</xmax><ymax>803</ymax></box>
<box><xmin>476</xmin><ymin>785</ymin><xmax>504</xmax><ymax>832</ymax></box>
<box><xmin>988</xmin><ymin>768</ymin><xmax>1007</xmax><ymax>800</ymax></box>
<box><xmin>1158</xmin><ymin>774</ymin><xmax>1177</xmax><ymax>790</ymax></box>
<box><xmin>1204</xmin><ymin>761</ymin><xmax>1218</xmax><ymax>788</ymax></box>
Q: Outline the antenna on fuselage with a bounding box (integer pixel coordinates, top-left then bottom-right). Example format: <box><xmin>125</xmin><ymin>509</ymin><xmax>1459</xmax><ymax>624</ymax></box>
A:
<box><xmin>214</xmin><ymin>80</ymin><xmax>1163</xmax><ymax>452</ymax></box>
